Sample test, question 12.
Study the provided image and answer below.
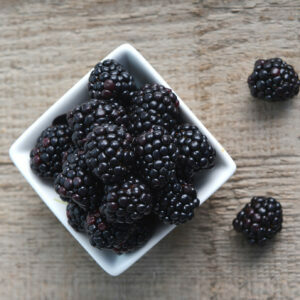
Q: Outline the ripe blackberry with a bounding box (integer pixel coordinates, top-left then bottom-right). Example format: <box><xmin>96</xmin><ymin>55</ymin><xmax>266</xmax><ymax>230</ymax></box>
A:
<box><xmin>84</xmin><ymin>124</ymin><xmax>135</xmax><ymax>184</ymax></box>
<box><xmin>30</xmin><ymin>124</ymin><xmax>73</xmax><ymax>178</ymax></box>
<box><xmin>130</xmin><ymin>83</ymin><xmax>180</xmax><ymax>134</ymax></box>
<box><xmin>153</xmin><ymin>179</ymin><xmax>200</xmax><ymax>225</ymax></box>
<box><xmin>66</xmin><ymin>202</ymin><xmax>87</xmax><ymax>232</ymax></box>
<box><xmin>233</xmin><ymin>196</ymin><xmax>283</xmax><ymax>245</ymax></box>
<box><xmin>134</xmin><ymin>126</ymin><xmax>178</xmax><ymax>189</ymax></box>
<box><xmin>67</xmin><ymin>99</ymin><xmax>130</xmax><ymax>147</ymax></box>
<box><xmin>113</xmin><ymin>215</ymin><xmax>154</xmax><ymax>254</ymax></box>
<box><xmin>171</xmin><ymin>124</ymin><xmax>216</xmax><ymax>180</ymax></box>
<box><xmin>54</xmin><ymin>149</ymin><xmax>103</xmax><ymax>210</ymax></box>
<box><xmin>86</xmin><ymin>208</ymin><xmax>132</xmax><ymax>250</ymax></box>
<box><xmin>101</xmin><ymin>176</ymin><xmax>153</xmax><ymax>224</ymax></box>
<box><xmin>248</xmin><ymin>58</ymin><xmax>300</xmax><ymax>101</ymax></box>
<box><xmin>88</xmin><ymin>59</ymin><xmax>136</xmax><ymax>104</ymax></box>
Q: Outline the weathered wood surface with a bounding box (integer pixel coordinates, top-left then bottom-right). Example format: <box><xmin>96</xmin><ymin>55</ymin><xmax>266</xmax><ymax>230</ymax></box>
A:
<box><xmin>1</xmin><ymin>0</ymin><xmax>300</xmax><ymax>299</ymax></box>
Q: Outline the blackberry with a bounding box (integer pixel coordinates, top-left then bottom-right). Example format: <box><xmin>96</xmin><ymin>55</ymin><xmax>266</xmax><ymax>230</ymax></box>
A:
<box><xmin>113</xmin><ymin>215</ymin><xmax>154</xmax><ymax>254</ymax></box>
<box><xmin>84</xmin><ymin>124</ymin><xmax>135</xmax><ymax>184</ymax></box>
<box><xmin>101</xmin><ymin>176</ymin><xmax>153</xmax><ymax>224</ymax></box>
<box><xmin>54</xmin><ymin>149</ymin><xmax>103</xmax><ymax>210</ymax></box>
<box><xmin>130</xmin><ymin>83</ymin><xmax>180</xmax><ymax>134</ymax></box>
<box><xmin>134</xmin><ymin>126</ymin><xmax>178</xmax><ymax>189</ymax></box>
<box><xmin>85</xmin><ymin>208</ymin><xmax>132</xmax><ymax>249</ymax></box>
<box><xmin>30</xmin><ymin>124</ymin><xmax>73</xmax><ymax>178</ymax></box>
<box><xmin>233</xmin><ymin>196</ymin><xmax>283</xmax><ymax>245</ymax></box>
<box><xmin>153</xmin><ymin>179</ymin><xmax>200</xmax><ymax>225</ymax></box>
<box><xmin>248</xmin><ymin>58</ymin><xmax>300</xmax><ymax>101</ymax></box>
<box><xmin>66</xmin><ymin>202</ymin><xmax>87</xmax><ymax>232</ymax></box>
<box><xmin>67</xmin><ymin>99</ymin><xmax>130</xmax><ymax>147</ymax></box>
<box><xmin>171</xmin><ymin>124</ymin><xmax>216</xmax><ymax>180</ymax></box>
<box><xmin>88</xmin><ymin>59</ymin><xmax>136</xmax><ymax>104</ymax></box>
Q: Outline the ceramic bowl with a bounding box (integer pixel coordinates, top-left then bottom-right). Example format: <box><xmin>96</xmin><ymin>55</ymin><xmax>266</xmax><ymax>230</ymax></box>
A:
<box><xmin>9</xmin><ymin>44</ymin><xmax>236</xmax><ymax>276</ymax></box>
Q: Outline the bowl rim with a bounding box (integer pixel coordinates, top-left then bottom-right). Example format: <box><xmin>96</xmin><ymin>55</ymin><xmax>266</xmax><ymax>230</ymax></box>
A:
<box><xmin>9</xmin><ymin>43</ymin><xmax>236</xmax><ymax>276</ymax></box>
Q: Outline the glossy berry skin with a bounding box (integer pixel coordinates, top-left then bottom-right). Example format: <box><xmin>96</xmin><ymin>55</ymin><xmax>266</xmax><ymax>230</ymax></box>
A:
<box><xmin>85</xmin><ymin>208</ymin><xmax>132</xmax><ymax>250</ymax></box>
<box><xmin>54</xmin><ymin>149</ymin><xmax>103</xmax><ymax>210</ymax></box>
<box><xmin>248</xmin><ymin>58</ymin><xmax>300</xmax><ymax>101</ymax></box>
<box><xmin>129</xmin><ymin>83</ymin><xmax>180</xmax><ymax>134</ymax></box>
<box><xmin>101</xmin><ymin>176</ymin><xmax>153</xmax><ymax>224</ymax></box>
<box><xmin>88</xmin><ymin>59</ymin><xmax>136</xmax><ymax>104</ymax></box>
<box><xmin>30</xmin><ymin>124</ymin><xmax>73</xmax><ymax>179</ymax></box>
<box><xmin>233</xmin><ymin>196</ymin><xmax>283</xmax><ymax>246</ymax></box>
<box><xmin>67</xmin><ymin>99</ymin><xmax>130</xmax><ymax>147</ymax></box>
<box><xmin>134</xmin><ymin>126</ymin><xmax>178</xmax><ymax>189</ymax></box>
<box><xmin>84</xmin><ymin>124</ymin><xmax>135</xmax><ymax>184</ymax></box>
<box><xmin>66</xmin><ymin>202</ymin><xmax>87</xmax><ymax>232</ymax></box>
<box><xmin>171</xmin><ymin>124</ymin><xmax>216</xmax><ymax>180</ymax></box>
<box><xmin>153</xmin><ymin>179</ymin><xmax>200</xmax><ymax>225</ymax></box>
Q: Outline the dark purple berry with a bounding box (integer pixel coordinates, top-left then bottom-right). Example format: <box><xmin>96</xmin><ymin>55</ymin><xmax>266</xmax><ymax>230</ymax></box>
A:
<box><xmin>171</xmin><ymin>123</ymin><xmax>216</xmax><ymax>180</ymax></box>
<box><xmin>101</xmin><ymin>176</ymin><xmax>153</xmax><ymax>224</ymax></box>
<box><xmin>248</xmin><ymin>58</ymin><xmax>300</xmax><ymax>101</ymax></box>
<box><xmin>30</xmin><ymin>125</ymin><xmax>73</xmax><ymax>178</ymax></box>
<box><xmin>66</xmin><ymin>202</ymin><xmax>87</xmax><ymax>232</ymax></box>
<box><xmin>88</xmin><ymin>59</ymin><xmax>136</xmax><ymax>105</ymax></box>
<box><xmin>84</xmin><ymin>124</ymin><xmax>135</xmax><ymax>184</ymax></box>
<box><xmin>129</xmin><ymin>84</ymin><xmax>180</xmax><ymax>134</ymax></box>
<box><xmin>233</xmin><ymin>196</ymin><xmax>283</xmax><ymax>245</ymax></box>
<box><xmin>153</xmin><ymin>178</ymin><xmax>200</xmax><ymax>225</ymax></box>
<box><xmin>67</xmin><ymin>99</ymin><xmax>131</xmax><ymax>147</ymax></box>
<box><xmin>134</xmin><ymin>126</ymin><xmax>178</xmax><ymax>189</ymax></box>
<box><xmin>54</xmin><ymin>149</ymin><xmax>103</xmax><ymax>210</ymax></box>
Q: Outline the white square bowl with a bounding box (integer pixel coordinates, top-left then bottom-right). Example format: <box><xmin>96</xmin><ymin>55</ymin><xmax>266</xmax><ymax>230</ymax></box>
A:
<box><xmin>9</xmin><ymin>44</ymin><xmax>236</xmax><ymax>276</ymax></box>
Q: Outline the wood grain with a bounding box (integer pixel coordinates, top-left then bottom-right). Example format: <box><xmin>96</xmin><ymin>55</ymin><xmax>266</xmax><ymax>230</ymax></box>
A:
<box><xmin>1</xmin><ymin>0</ymin><xmax>300</xmax><ymax>299</ymax></box>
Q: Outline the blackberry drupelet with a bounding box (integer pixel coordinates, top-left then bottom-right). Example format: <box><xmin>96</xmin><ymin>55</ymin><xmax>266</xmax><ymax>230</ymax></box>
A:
<box><xmin>66</xmin><ymin>202</ymin><xmax>87</xmax><ymax>232</ymax></box>
<box><xmin>101</xmin><ymin>176</ymin><xmax>153</xmax><ymax>224</ymax></box>
<box><xmin>61</xmin><ymin>146</ymin><xmax>76</xmax><ymax>165</ymax></box>
<box><xmin>84</xmin><ymin>124</ymin><xmax>135</xmax><ymax>184</ymax></box>
<box><xmin>30</xmin><ymin>124</ymin><xmax>73</xmax><ymax>178</ymax></box>
<box><xmin>54</xmin><ymin>149</ymin><xmax>102</xmax><ymax>210</ymax></box>
<box><xmin>130</xmin><ymin>83</ymin><xmax>180</xmax><ymax>134</ymax></box>
<box><xmin>134</xmin><ymin>126</ymin><xmax>178</xmax><ymax>189</ymax></box>
<box><xmin>233</xmin><ymin>196</ymin><xmax>283</xmax><ymax>245</ymax></box>
<box><xmin>248</xmin><ymin>58</ymin><xmax>300</xmax><ymax>101</ymax></box>
<box><xmin>171</xmin><ymin>124</ymin><xmax>216</xmax><ymax>180</ymax></box>
<box><xmin>85</xmin><ymin>208</ymin><xmax>132</xmax><ymax>249</ymax></box>
<box><xmin>113</xmin><ymin>215</ymin><xmax>155</xmax><ymax>254</ymax></box>
<box><xmin>67</xmin><ymin>99</ymin><xmax>130</xmax><ymax>147</ymax></box>
<box><xmin>153</xmin><ymin>179</ymin><xmax>200</xmax><ymax>225</ymax></box>
<box><xmin>88</xmin><ymin>59</ymin><xmax>136</xmax><ymax>104</ymax></box>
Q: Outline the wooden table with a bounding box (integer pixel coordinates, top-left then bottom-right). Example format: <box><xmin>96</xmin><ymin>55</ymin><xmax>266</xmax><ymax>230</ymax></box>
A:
<box><xmin>1</xmin><ymin>0</ymin><xmax>300</xmax><ymax>299</ymax></box>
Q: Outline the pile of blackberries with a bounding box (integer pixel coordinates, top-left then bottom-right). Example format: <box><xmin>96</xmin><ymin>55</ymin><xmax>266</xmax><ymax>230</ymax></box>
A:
<box><xmin>30</xmin><ymin>59</ymin><xmax>216</xmax><ymax>254</ymax></box>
